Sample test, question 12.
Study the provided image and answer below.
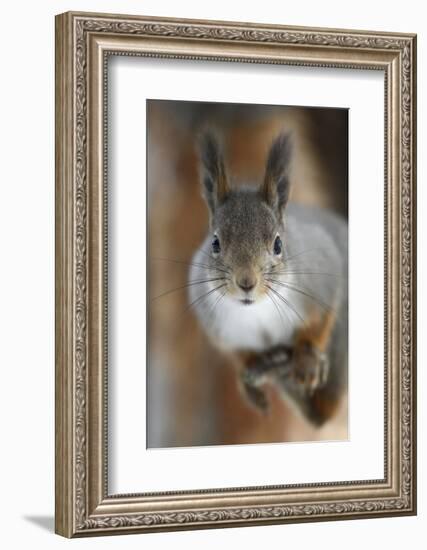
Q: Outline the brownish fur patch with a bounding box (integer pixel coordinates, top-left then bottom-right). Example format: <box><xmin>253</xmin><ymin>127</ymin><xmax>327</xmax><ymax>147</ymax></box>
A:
<box><xmin>236</xmin><ymin>350</ymin><xmax>261</xmax><ymax>369</ymax></box>
<box><xmin>295</xmin><ymin>307</ymin><xmax>337</xmax><ymax>353</ymax></box>
<box><xmin>311</xmin><ymin>390</ymin><xmax>341</xmax><ymax>424</ymax></box>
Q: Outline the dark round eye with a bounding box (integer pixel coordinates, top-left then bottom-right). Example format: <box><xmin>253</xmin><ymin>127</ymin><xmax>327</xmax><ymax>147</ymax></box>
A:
<box><xmin>273</xmin><ymin>235</ymin><xmax>282</xmax><ymax>255</ymax></box>
<box><xmin>212</xmin><ymin>235</ymin><xmax>221</xmax><ymax>254</ymax></box>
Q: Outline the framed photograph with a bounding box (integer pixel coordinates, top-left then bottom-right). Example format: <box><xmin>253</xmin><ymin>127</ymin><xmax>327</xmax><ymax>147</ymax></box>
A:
<box><xmin>55</xmin><ymin>11</ymin><xmax>417</xmax><ymax>537</ymax></box>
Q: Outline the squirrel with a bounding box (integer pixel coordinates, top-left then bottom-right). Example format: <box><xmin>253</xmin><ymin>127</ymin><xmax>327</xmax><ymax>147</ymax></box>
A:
<box><xmin>188</xmin><ymin>130</ymin><xmax>348</xmax><ymax>426</ymax></box>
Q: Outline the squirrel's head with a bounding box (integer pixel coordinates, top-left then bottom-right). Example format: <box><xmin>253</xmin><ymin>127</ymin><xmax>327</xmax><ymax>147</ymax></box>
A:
<box><xmin>199</xmin><ymin>130</ymin><xmax>292</xmax><ymax>305</ymax></box>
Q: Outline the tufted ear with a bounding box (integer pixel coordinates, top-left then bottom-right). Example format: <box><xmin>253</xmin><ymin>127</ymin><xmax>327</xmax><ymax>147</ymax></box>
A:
<box><xmin>262</xmin><ymin>132</ymin><xmax>292</xmax><ymax>216</ymax></box>
<box><xmin>199</xmin><ymin>131</ymin><xmax>230</xmax><ymax>216</ymax></box>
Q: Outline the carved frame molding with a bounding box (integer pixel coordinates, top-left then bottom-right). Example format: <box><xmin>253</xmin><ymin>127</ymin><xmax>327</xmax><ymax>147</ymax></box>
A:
<box><xmin>55</xmin><ymin>11</ymin><xmax>416</xmax><ymax>537</ymax></box>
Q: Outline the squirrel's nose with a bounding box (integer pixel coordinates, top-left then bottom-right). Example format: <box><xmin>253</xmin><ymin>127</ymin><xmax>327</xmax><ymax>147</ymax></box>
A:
<box><xmin>237</xmin><ymin>276</ymin><xmax>256</xmax><ymax>293</ymax></box>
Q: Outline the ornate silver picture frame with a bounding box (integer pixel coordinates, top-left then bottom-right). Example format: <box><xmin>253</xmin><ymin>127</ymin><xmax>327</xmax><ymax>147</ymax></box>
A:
<box><xmin>55</xmin><ymin>11</ymin><xmax>417</xmax><ymax>537</ymax></box>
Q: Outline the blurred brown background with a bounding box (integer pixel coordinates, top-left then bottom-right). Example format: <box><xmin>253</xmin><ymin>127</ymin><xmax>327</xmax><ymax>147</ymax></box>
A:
<box><xmin>147</xmin><ymin>99</ymin><xmax>348</xmax><ymax>448</ymax></box>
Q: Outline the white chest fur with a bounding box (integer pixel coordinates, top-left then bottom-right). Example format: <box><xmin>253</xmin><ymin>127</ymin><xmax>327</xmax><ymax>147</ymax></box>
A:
<box><xmin>189</xmin><ymin>275</ymin><xmax>302</xmax><ymax>352</ymax></box>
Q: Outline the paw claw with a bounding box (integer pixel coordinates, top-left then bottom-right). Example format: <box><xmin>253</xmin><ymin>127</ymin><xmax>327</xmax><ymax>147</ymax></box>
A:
<box><xmin>243</xmin><ymin>383</ymin><xmax>269</xmax><ymax>413</ymax></box>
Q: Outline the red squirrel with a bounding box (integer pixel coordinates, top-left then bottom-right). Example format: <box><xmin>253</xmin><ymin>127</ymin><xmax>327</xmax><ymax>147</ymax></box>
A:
<box><xmin>189</xmin><ymin>131</ymin><xmax>348</xmax><ymax>426</ymax></box>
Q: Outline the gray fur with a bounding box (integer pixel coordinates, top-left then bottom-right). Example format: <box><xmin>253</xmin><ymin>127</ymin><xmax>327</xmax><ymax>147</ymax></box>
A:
<box><xmin>199</xmin><ymin>131</ymin><xmax>230</xmax><ymax>218</ymax></box>
<box><xmin>263</xmin><ymin>132</ymin><xmax>292</xmax><ymax>215</ymax></box>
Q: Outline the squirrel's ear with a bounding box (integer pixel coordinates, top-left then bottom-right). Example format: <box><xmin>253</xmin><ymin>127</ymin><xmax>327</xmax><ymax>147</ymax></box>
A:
<box><xmin>199</xmin><ymin>131</ymin><xmax>230</xmax><ymax>215</ymax></box>
<box><xmin>262</xmin><ymin>133</ymin><xmax>292</xmax><ymax>215</ymax></box>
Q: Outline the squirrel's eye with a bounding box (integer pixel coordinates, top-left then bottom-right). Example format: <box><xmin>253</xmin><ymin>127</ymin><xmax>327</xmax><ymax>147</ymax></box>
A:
<box><xmin>273</xmin><ymin>235</ymin><xmax>282</xmax><ymax>255</ymax></box>
<box><xmin>212</xmin><ymin>235</ymin><xmax>221</xmax><ymax>255</ymax></box>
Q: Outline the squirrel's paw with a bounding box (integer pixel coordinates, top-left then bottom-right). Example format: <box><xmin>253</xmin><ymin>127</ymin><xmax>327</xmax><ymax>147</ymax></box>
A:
<box><xmin>242</xmin><ymin>363</ymin><xmax>268</xmax><ymax>388</ymax></box>
<box><xmin>241</xmin><ymin>381</ymin><xmax>269</xmax><ymax>413</ymax></box>
<box><xmin>243</xmin><ymin>346</ymin><xmax>292</xmax><ymax>386</ymax></box>
<box><xmin>239</xmin><ymin>346</ymin><xmax>293</xmax><ymax>413</ymax></box>
<box><xmin>292</xmin><ymin>342</ymin><xmax>329</xmax><ymax>395</ymax></box>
